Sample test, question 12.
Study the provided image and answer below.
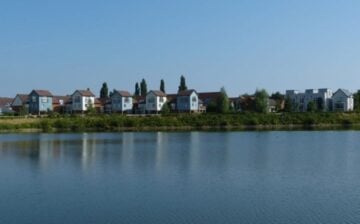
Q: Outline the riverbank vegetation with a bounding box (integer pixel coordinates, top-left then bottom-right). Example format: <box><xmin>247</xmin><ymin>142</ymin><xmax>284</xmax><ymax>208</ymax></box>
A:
<box><xmin>1</xmin><ymin>112</ymin><xmax>360</xmax><ymax>132</ymax></box>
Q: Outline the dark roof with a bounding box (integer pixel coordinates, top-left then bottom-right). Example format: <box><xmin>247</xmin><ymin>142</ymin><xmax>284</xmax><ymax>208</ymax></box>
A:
<box><xmin>0</xmin><ymin>97</ymin><xmax>13</xmax><ymax>107</ymax></box>
<box><xmin>198</xmin><ymin>92</ymin><xmax>222</xmax><ymax>101</ymax></box>
<box><xmin>31</xmin><ymin>90</ymin><xmax>53</xmax><ymax>97</ymax></box>
<box><xmin>149</xmin><ymin>90</ymin><xmax>166</xmax><ymax>97</ymax></box>
<box><xmin>74</xmin><ymin>90</ymin><xmax>95</xmax><ymax>97</ymax></box>
<box><xmin>337</xmin><ymin>89</ymin><xmax>352</xmax><ymax>97</ymax></box>
<box><xmin>178</xmin><ymin>89</ymin><xmax>197</xmax><ymax>96</ymax></box>
<box><xmin>113</xmin><ymin>90</ymin><xmax>132</xmax><ymax>97</ymax></box>
<box><xmin>166</xmin><ymin>93</ymin><xmax>177</xmax><ymax>101</ymax></box>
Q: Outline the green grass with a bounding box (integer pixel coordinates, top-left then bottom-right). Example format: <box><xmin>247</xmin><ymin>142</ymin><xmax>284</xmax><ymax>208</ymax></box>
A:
<box><xmin>1</xmin><ymin>112</ymin><xmax>360</xmax><ymax>132</ymax></box>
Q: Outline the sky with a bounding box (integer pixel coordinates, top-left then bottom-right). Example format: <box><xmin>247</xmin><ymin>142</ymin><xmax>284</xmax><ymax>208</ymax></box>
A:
<box><xmin>1</xmin><ymin>0</ymin><xmax>360</xmax><ymax>97</ymax></box>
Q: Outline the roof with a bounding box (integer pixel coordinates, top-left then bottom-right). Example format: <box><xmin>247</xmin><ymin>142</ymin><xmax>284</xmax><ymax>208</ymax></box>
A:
<box><xmin>113</xmin><ymin>90</ymin><xmax>132</xmax><ymax>97</ymax></box>
<box><xmin>0</xmin><ymin>97</ymin><xmax>13</xmax><ymax>107</ymax></box>
<box><xmin>166</xmin><ymin>93</ymin><xmax>177</xmax><ymax>101</ymax></box>
<box><xmin>53</xmin><ymin>95</ymin><xmax>71</xmax><ymax>104</ymax></box>
<box><xmin>198</xmin><ymin>92</ymin><xmax>222</xmax><ymax>101</ymax></box>
<box><xmin>74</xmin><ymin>90</ymin><xmax>95</xmax><ymax>97</ymax></box>
<box><xmin>12</xmin><ymin>94</ymin><xmax>29</xmax><ymax>104</ymax></box>
<box><xmin>148</xmin><ymin>90</ymin><xmax>166</xmax><ymax>97</ymax></box>
<box><xmin>31</xmin><ymin>90</ymin><xmax>53</xmax><ymax>97</ymax></box>
<box><xmin>177</xmin><ymin>89</ymin><xmax>197</xmax><ymax>96</ymax></box>
<box><xmin>337</xmin><ymin>89</ymin><xmax>352</xmax><ymax>97</ymax></box>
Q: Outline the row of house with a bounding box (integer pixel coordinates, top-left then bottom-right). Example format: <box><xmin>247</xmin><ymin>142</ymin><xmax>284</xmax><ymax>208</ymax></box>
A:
<box><xmin>286</xmin><ymin>88</ymin><xmax>354</xmax><ymax>112</ymax></box>
<box><xmin>7</xmin><ymin>89</ymin><xmax>224</xmax><ymax>115</ymax></box>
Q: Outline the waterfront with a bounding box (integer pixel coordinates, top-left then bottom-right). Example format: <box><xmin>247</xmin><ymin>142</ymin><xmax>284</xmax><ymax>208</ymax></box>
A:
<box><xmin>1</xmin><ymin>131</ymin><xmax>360</xmax><ymax>224</ymax></box>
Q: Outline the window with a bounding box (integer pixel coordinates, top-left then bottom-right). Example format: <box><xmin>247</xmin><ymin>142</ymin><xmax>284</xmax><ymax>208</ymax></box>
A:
<box><xmin>74</xmin><ymin>96</ymin><xmax>81</xmax><ymax>103</ymax></box>
<box><xmin>192</xmin><ymin>96</ymin><xmax>197</xmax><ymax>102</ymax></box>
<box><xmin>32</xmin><ymin>96</ymin><xmax>36</xmax><ymax>103</ymax></box>
<box><xmin>125</xmin><ymin>97</ymin><xmax>130</xmax><ymax>103</ymax></box>
<box><xmin>41</xmin><ymin>97</ymin><xmax>48</xmax><ymax>103</ymax></box>
<box><xmin>159</xmin><ymin>97</ymin><xmax>164</xmax><ymax>103</ymax></box>
<box><xmin>148</xmin><ymin>97</ymin><xmax>155</xmax><ymax>103</ymax></box>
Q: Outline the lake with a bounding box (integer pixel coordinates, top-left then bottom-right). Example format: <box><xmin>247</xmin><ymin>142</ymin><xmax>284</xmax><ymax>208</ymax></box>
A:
<box><xmin>0</xmin><ymin>131</ymin><xmax>360</xmax><ymax>224</ymax></box>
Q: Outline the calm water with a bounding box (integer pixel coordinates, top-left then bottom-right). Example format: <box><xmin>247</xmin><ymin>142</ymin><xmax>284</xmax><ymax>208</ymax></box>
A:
<box><xmin>1</xmin><ymin>131</ymin><xmax>360</xmax><ymax>224</ymax></box>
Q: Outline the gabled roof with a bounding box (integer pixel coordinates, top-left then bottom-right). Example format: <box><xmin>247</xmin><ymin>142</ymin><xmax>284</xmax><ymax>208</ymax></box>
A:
<box><xmin>31</xmin><ymin>90</ymin><xmax>53</xmax><ymax>97</ymax></box>
<box><xmin>178</xmin><ymin>89</ymin><xmax>197</xmax><ymax>96</ymax></box>
<box><xmin>12</xmin><ymin>94</ymin><xmax>29</xmax><ymax>105</ymax></box>
<box><xmin>0</xmin><ymin>97</ymin><xmax>13</xmax><ymax>107</ymax></box>
<box><xmin>73</xmin><ymin>90</ymin><xmax>95</xmax><ymax>97</ymax></box>
<box><xmin>148</xmin><ymin>90</ymin><xmax>166</xmax><ymax>97</ymax></box>
<box><xmin>336</xmin><ymin>89</ymin><xmax>352</xmax><ymax>97</ymax></box>
<box><xmin>166</xmin><ymin>93</ymin><xmax>177</xmax><ymax>102</ymax></box>
<box><xmin>113</xmin><ymin>90</ymin><xmax>132</xmax><ymax>97</ymax></box>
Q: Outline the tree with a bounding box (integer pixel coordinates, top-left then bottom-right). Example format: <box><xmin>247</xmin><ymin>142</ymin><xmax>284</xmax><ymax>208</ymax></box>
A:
<box><xmin>178</xmin><ymin>75</ymin><xmax>187</xmax><ymax>92</ymax></box>
<box><xmin>100</xmin><ymin>82</ymin><xmax>109</xmax><ymax>99</ymax></box>
<box><xmin>254</xmin><ymin>89</ymin><xmax>269</xmax><ymax>113</ymax></box>
<box><xmin>316</xmin><ymin>97</ymin><xmax>324</xmax><ymax>112</ymax></box>
<box><xmin>86</xmin><ymin>98</ymin><xmax>96</xmax><ymax>114</ymax></box>
<box><xmin>134</xmin><ymin>82</ymin><xmax>140</xmax><ymax>96</ymax></box>
<box><xmin>161</xmin><ymin>102</ymin><xmax>171</xmax><ymax>114</ymax></box>
<box><xmin>217</xmin><ymin>87</ymin><xmax>230</xmax><ymax>113</ymax></box>
<box><xmin>160</xmin><ymin>79</ymin><xmax>165</xmax><ymax>93</ymax></box>
<box><xmin>140</xmin><ymin>79</ymin><xmax>147</xmax><ymax>96</ymax></box>
<box><xmin>307</xmin><ymin>101</ymin><xmax>316</xmax><ymax>112</ymax></box>
<box><xmin>284</xmin><ymin>97</ymin><xmax>293</xmax><ymax>112</ymax></box>
<box><xmin>354</xmin><ymin>90</ymin><xmax>360</xmax><ymax>111</ymax></box>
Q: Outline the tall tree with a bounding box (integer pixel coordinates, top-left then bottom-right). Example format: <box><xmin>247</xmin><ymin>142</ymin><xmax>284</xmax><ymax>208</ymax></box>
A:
<box><xmin>140</xmin><ymin>79</ymin><xmax>147</xmax><ymax>96</ymax></box>
<box><xmin>254</xmin><ymin>89</ymin><xmax>269</xmax><ymax>113</ymax></box>
<box><xmin>178</xmin><ymin>75</ymin><xmax>187</xmax><ymax>92</ymax></box>
<box><xmin>160</xmin><ymin>79</ymin><xmax>165</xmax><ymax>93</ymax></box>
<box><xmin>284</xmin><ymin>97</ymin><xmax>293</xmax><ymax>112</ymax></box>
<box><xmin>134</xmin><ymin>82</ymin><xmax>140</xmax><ymax>96</ymax></box>
<box><xmin>354</xmin><ymin>90</ymin><xmax>360</xmax><ymax>111</ymax></box>
<box><xmin>100</xmin><ymin>82</ymin><xmax>109</xmax><ymax>99</ymax></box>
<box><xmin>217</xmin><ymin>87</ymin><xmax>230</xmax><ymax>113</ymax></box>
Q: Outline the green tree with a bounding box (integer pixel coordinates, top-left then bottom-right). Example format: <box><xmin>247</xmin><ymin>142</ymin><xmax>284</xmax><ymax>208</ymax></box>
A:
<box><xmin>354</xmin><ymin>90</ymin><xmax>360</xmax><ymax>111</ymax></box>
<box><xmin>134</xmin><ymin>82</ymin><xmax>140</xmax><ymax>96</ymax></box>
<box><xmin>140</xmin><ymin>79</ymin><xmax>147</xmax><ymax>96</ymax></box>
<box><xmin>161</xmin><ymin>102</ymin><xmax>171</xmax><ymax>114</ymax></box>
<box><xmin>86</xmin><ymin>99</ymin><xmax>96</xmax><ymax>114</ymax></box>
<box><xmin>271</xmin><ymin>92</ymin><xmax>285</xmax><ymax>111</ymax></box>
<box><xmin>254</xmin><ymin>89</ymin><xmax>269</xmax><ymax>113</ymax></box>
<box><xmin>100</xmin><ymin>82</ymin><xmax>109</xmax><ymax>99</ymax></box>
<box><xmin>284</xmin><ymin>97</ymin><xmax>293</xmax><ymax>112</ymax></box>
<box><xmin>178</xmin><ymin>75</ymin><xmax>187</xmax><ymax>92</ymax></box>
<box><xmin>160</xmin><ymin>79</ymin><xmax>165</xmax><ymax>93</ymax></box>
<box><xmin>217</xmin><ymin>87</ymin><xmax>230</xmax><ymax>113</ymax></box>
<box><xmin>307</xmin><ymin>101</ymin><xmax>317</xmax><ymax>112</ymax></box>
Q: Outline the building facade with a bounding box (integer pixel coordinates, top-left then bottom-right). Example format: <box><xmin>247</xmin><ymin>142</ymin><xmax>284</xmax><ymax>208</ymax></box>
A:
<box><xmin>177</xmin><ymin>89</ymin><xmax>199</xmax><ymax>112</ymax></box>
<box><xmin>111</xmin><ymin>90</ymin><xmax>133</xmax><ymax>113</ymax></box>
<box><xmin>28</xmin><ymin>90</ymin><xmax>53</xmax><ymax>115</ymax></box>
<box><xmin>286</xmin><ymin>88</ymin><xmax>333</xmax><ymax>112</ymax></box>
<box><xmin>332</xmin><ymin>89</ymin><xmax>354</xmax><ymax>112</ymax></box>
<box><xmin>146</xmin><ymin>90</ymin><xmax>167</xmax><ymax>113</ymax></box>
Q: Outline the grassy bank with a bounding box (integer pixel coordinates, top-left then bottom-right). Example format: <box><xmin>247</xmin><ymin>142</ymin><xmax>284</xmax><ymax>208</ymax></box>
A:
<box><xmin>1</xmin><ymin>112</ymin><xmax>360</xmax><ymax>132</ymax></box>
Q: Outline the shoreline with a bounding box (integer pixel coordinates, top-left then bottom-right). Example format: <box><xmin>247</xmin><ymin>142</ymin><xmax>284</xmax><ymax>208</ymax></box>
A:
<box><xmin>1</xmin><ymin>113</ymin><xmax>360</xmax><ymax>133</ymax></box>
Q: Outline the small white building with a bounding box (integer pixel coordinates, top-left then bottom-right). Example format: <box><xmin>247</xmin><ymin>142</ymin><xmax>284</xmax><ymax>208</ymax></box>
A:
<box><xmin>71</xmin><ymin>90</ymin><xmax>96</xmax><ymax>113</ymax></box>
<box><xmin>146</xmin><ymin>90</ymin><xmax>167</xmax><ymax>113</ymax></box>
<box><xmin>111</xmin><ymin>90</ymin><xmax>133</xmax><ymax>113</ymax></box>
<box><xmin>332</xmin><ymin>89</ymin><xmax>354</xmax><ymax>112</ymax></box>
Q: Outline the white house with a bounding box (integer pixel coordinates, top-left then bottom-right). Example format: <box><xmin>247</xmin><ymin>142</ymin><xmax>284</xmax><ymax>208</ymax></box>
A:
<box><xmin>286</xmin><ymin>88</ymin><xmax>333</xmax><ymax>112</ymax></box>
<box><xmin>177</xmin><ymin>89</ymin><xmax>199</xmax><ymax>112</ymax></box>
<box><xmin>71</xmin><ymin>89</ymin><xmax>95</xmax><ymax>113</ymax></box>
<box><xmin>146</xmin><ymin>90</ymin><xmax>167</xmax><ymax>113</ymax></box>
<box><xmin>332</xmin><ymin>89</ymin><xmax>354</xmax><ymax>112</ymax></box>
<box><xmin>111</xmin><ymin>90</ymin><xmax>133</xmax><ymax>113</ymax></box>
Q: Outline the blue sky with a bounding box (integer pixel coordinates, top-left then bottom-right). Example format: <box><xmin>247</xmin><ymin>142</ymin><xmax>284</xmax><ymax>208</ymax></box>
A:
<box><xmin>1</xmin><ymin>0</ymin><xmax>360</xmax><ymax>97</ymax></box>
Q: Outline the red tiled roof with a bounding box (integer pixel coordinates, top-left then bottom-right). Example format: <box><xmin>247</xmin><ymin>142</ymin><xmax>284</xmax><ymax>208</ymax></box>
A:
<box><xmin>0</xmin><ymin>97</ymin><xmax>13</xmax><ymax>107</ymax></box>
<box><xmin>32</xmin><ymin>90</ymin><xmax>53</xmax><ymax>97</ymax></box>
<box><xmin>113</xmin><ymin>90</ymin><xmax>132</xmax><ymax>97</ymax></box>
